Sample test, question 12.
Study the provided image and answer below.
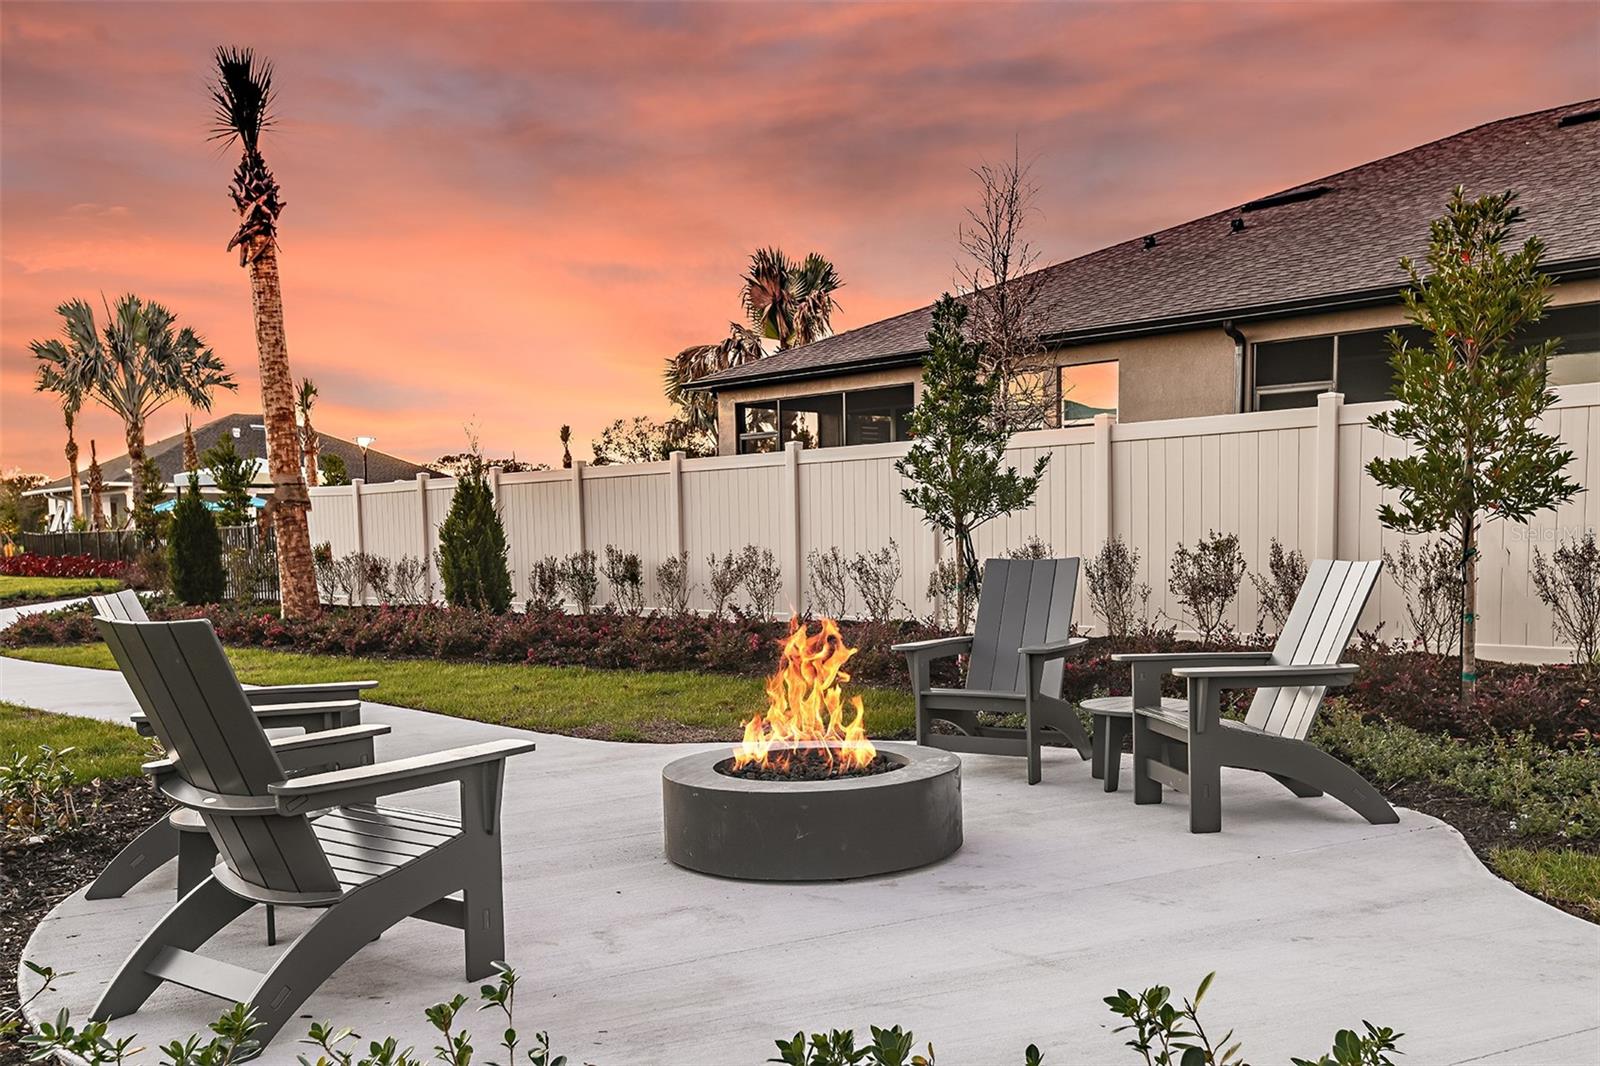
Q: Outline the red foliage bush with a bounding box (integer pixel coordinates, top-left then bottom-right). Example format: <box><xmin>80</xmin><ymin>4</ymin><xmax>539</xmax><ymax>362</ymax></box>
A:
<box><xmin>0</xmin><ymin>553</ymin><xmax>126</xmax><ymax>579</ymax></box>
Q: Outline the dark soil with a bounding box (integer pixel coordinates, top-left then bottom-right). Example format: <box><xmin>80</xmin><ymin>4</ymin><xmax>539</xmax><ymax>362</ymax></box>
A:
<box><xmin>718</xmin><ymin>751</ymin><xmax>902</xmax><ymax>782</ymax></box>
<box><xmin>1</xmin><ymin>778</ymin><xmax>168</xmax><ymax>1061</ymax></box>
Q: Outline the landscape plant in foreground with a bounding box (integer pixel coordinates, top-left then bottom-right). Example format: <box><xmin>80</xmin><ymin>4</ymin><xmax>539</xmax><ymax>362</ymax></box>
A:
<box><xmin>166</xmin><ymin>476</ymin><xmax>226</xmax><ymax>605</ymax></box>
<box><xmin>436</xmin><ymin>452</ymin><xmax>513</xmax><ymax>613</ymax></box>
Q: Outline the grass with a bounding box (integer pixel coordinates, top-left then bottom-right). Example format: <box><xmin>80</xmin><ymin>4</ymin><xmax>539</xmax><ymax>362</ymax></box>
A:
<box><xmin>1490</xmin><ymin>847</ymin><xmax>1600</xmax><ymax>919</ymax></box>
<box><xmin>0</xmin><ymin>701</ymin><xmax>152</xmax><ymax>781</ymax></box>
<box><xmin>0</xmin><ymin>576</ymin><xmax>123</xmax><ymax>606</ymax></box>
<box><xmin>2</xmin><ymin>643</ymin><xmax>918</xmax><ymax>742</ymax></box>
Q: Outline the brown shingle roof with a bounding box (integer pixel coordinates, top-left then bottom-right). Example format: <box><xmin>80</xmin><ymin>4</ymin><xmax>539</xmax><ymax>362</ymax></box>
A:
<box><xmin>37</xmin><ymin>412</ymin><xmax>433</xmax><ymax>492</ymax></box>
<box><xmin>700</xmin><ymin>99</ymin><xmax>1600</xmax><ymax>389</ymax></box>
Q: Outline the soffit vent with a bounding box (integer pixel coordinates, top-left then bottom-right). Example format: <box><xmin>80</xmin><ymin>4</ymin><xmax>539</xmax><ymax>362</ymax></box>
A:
<box><xmin>1241</xmin><ymin>184</ymin><xmax>1334</xmax><ymax>212</ymax></box>
<box><xmin>1557</xmin><ymin>107</ymin><xmax>1600</xmax><ymax>128</ymax></box>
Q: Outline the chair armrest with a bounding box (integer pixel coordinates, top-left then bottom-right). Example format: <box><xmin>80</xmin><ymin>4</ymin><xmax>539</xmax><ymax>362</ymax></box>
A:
<box><xmin>1018</xmin><ymin>636</ymin><xmax>1091</xmax><ymax>660</ymax></box>
<box><xmin>244</xmin><ymin>681</ymin><xmax>378</xmax><ymax>707</ymax></box>
<box><xmin>1110</xmin><ymin>651</ymin><xmax>1274</xmax><ymax>665</ymax></box>
<box><xmin>130</xmin><ymin>699</ymin><xmax>362</xmax><ymax>737</ymax></box>
<box><xmin>270</xmin><ymin>738</ymin><xmax>536</xmax><ymax>813</ymax></box>
<box><xmin>268</xmin><ymin>723</ymin><xmax>390</xmax><ymax>753</ymax></box>
<box><xmin>1170</xmin><ymin>663</ymin><xmax>1359</xmax><ymax>688</ymax></box>
<box><xmin>892</xmin><ymin>635</ymin><xmax>973</xmax><ymax>659</ymax></box>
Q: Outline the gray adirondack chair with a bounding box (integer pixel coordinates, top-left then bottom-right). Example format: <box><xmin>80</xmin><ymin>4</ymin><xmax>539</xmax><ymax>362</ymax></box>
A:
<box><xmin>894</xmin><ymin>557</ymin><xmax>1090</xmax><ymax>784</ymax></box>
<box><xmin>86</xmin><ymin>590</ymin><xmax>380</xmax><ymax>903</ymax></box>
<box><xmin>91</xmin><ymin>618</ymin><xmax>534</xmax><ymax>1051</ymax></box>
<box><xmin>1121</xmin><ymin>558</ymin><xmax>1397</xmax><ymax>833</ymax></box>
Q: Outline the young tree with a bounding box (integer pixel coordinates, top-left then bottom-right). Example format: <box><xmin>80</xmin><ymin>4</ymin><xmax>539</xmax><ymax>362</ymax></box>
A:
<box><xmin>167</xmin><ymin>475</ymin><xmax>226</xmax><ymax>604</ymax></box>
<box><xmin>957</xmin><ymin>147</ymin><xmax>1052</xmax><ymax>433</ymax></box>
<box><xmin>212</xmin><ymin>47</ymin><xmax>317</xmax><ymax>617</ymax></box>
<box><xmin>297</xmin><ymin>378</ymin><xmax>320</xmax><ymax>487</ymax></box>
<box><xmin>182</xmin><ymin>415</ymin><xmax>200</xmax><ymax>474</ymax></box>
<box><xmin>1367</xmin><ymin>187</ymin><xmax>1580</xmax><ymax>707</ymax></box>
<box><xmin>437</xmin><ymin>452</ymin><xmax>513</xmax><ymax>613</ymax></box>
<box><xmin>204</xmin><ymin>435</ymin><xmax>257</xmax><ymax>525</ymax></box>
<box><xmin>32</xmin><ymin>296</ymin><xmax>232</xmax><ymax>539</ymax></box>
<box><xmin>318</xmin><ymin>452</ymin><xmax>350</xmax><ymax>486</ymax></box>
<box><xmin>896</xmin><ymin>295</ymin><xmax>1048</xmax><ymax>626</ymax></box>
<box><xmin>0</xmin><ymin>472</ymin><xmax>48</xmax><ymax>537</ymax></box>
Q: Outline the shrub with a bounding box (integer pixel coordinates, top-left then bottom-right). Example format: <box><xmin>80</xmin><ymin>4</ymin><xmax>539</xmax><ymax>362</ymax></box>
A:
<box><xmin>0</xmin><ymin>554</ymin><xmax>125</xmax><ymax>579</ymax></box>
<box><xmin>847</xmin><ymin>541</ymin><xmax>904</xmax><ymax>625</ymax></box>
<box><xmin>360</xmin><ymin>552</ymin><xmax>394</xmax><ymax>605</ymax></box>
<box><xmin>437</xmin><ymin>457</ymin><xmax>513</xmax><ymax>614</ymax></box>
<box><xmin>123</xmin><ymin>548</ymin><xmax>167</xmax><ymax>592</ymax></box>
<box><xmin>739</xmin><ymin>545</ymin><xmax>781</xmax><ymax>619</ymax></box>
<box><xmin>1383</xmin><ymin>537</ymin><xmax>1461</xmax><ymax>654</ymax></box>
<box><xmin>166</xmin><ymin>477</ymin><xmax>225</xmax><ymax>605</ymax></box>
<box><xmin>528</xmin><ymin>556</ymin><xmax>564</xmax><ymax>614</ymax></box>
<box><xmin>1086</xmin><ymin>536</ymin><xmax>1149</xmax><ymax>638</ymax></box>
<box><xmin>1533</xmin><ymin>531</ymin><xmax>1600</xmax><ymax>666</ymax></box>
<box><xmin>603</xmin><ymin>545</ymin><xmax>645</xmax><ymax>616</ymax></box>
<box><xmin>807</xmin><ymin>546</ymin><xmax>849</xmax><ymax>619</ymax></box>
<box><xmin>556</xmin><ymin>550</ymin><xmax>598</xmax><ymax>614</ymax></box>
<box><xmin>0</xmin><ymin>745</ymin><xmax>82</xmax><ymax>844</ymax></box>
<box><xmin>655</xmin><ymin>551</ymin><xmax>693</xmax><ymax>616</ymax></box>
<box><xmin>706</xmin><ymin>550</ymin><xmax>746</xmax><ymax>620</ymax></box>
<box><xmin>332</xmin><ymin>554</ymin><xmax>364</xmax><ymax>606</ymax></box>
<box><xmin>313</xmin><ymin>542</ymin><xmax>339</xmax><ymax>605</ymax></box>
<box><xmin>391</xmin><ymin>555</ymin><xmax>428</xmax><ymax>605</ymax></box>
<box><xmin>925</xmin><ymin>557</ymin><xmax>970</xmax><ymax>631</ymax></box>
<box><xmin>1007</xmin><ymin>535</ymin><xmax>1052</xmax><ymax>560</ymax></box>
<box><xmin>1249</xmin><ymin>537</ymin><xmax>1307</xmax><ymax>636</ymax></box>
<box><xmin>1168</xmin><ymin>530</ymin><xmax>1246</xmax><ymax>645</ymax></box>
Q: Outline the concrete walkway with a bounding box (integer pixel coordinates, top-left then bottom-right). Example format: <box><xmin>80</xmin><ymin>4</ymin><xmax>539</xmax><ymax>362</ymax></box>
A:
<box><xmin>4</xmin><ymin>655</ymin><xmax>1597</xmax><ymax>1065</ymax></box>
<box><xmin>0</xmin><ymin>595</ymin><xmax>91</xmax><ymax>630</ymax></box>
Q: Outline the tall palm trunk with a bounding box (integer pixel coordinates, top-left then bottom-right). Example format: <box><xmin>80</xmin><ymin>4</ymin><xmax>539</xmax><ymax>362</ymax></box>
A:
<box><xmin>248</xmin><ymin>239</ymin><xmax>318</xmax><ymax>616</ymax></box>
<box><xmin>124</xmin><ymin>416</ymin><xmax>148</xmax><ymax>535</ymax></box>
<box><xmin>63</xmin><ymin>410</ymin><xmax>82</xmax><ymax>525</ymax></box>
<box><xmin>88</xmin><ymin>440</ymin><xmax>105</xmax><ymax>531</ymax></box>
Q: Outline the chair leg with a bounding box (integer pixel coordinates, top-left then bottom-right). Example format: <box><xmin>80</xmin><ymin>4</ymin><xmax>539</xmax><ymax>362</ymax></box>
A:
<box><xmin>1103</xmin><ymin>716</ymin><xmax>1128</xmax><ymax>794</ymax></box>
<box><xmin>92</xmin><ymin>877</ymin><xmax>253</xmax><ymax>1022</ymax></box>
<box><xmin>1188</xmin><ymin>735</ymin><xmax>1222</xmax><ymax>834</ymax></box>
<box><xmin>1130</xmin><ymin>712</ymin><xmax>1162</xmax><ymax>805</ymax></box>
<box><xmin>176</xmin><ymin>830</ymin><xmax>218</xmax><ymax>897</ymax></box>
<box><xmin>462</xmin><ymin>867</ymin><xmax>506</xmax><ymax>980</ymax></box>
<box><xmin>86</xmin><ymin>812</ymin><xmax>180</xmax><ymax>900</ymax></box>
<box><xmin>1268</xmin><ymin>772</ymin><xmax>1324</xmax><ymax>798</ymax></box>
<box><xmin>1090</xmin><ymin>717</ymin><xmax>1107</xmax><ymax>781</ymax></box>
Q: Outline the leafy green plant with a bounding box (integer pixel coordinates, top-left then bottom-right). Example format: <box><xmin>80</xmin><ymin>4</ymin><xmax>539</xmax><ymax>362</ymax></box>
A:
<box><xmin>603</xmin><ymin>545</ymin><xmax>645</xmax><ymax>616</ymax></box>
<box><xmin>706</xmin><ymin>549</ymin><xmax>747</xmax><ymax>620</ymax></box>
<box><xmin>437</xmin><ymin>454</ymin><xmax>513</xmax><ymax>614</ymax></box>
<box><xmin>0</xmin><ymin>744</ymin><xmax>84</xmax><ymax>843</ymax></box>
<box><xmin>319</xmin><ymin>452</ymin><xmax>351</xmax><ymax>486</ymax></box>
<box><xmin>739</xmin><ymin>545</ymin><xmax>782</xmax><ymax>619</ymax></box>
<box><xmin>1105</xmin><ymin>971</ymin><xmax>1241</xmax><ymax>1066</ymax></box>
<box><xmin>1366</xmin><ymin>187</ymin><xmax>1580</xmax><ymax>709</ymax></box>
<box><xmin>1248</xmin><ymin>538</ymin><xmax>1306</xmax><ymax>637</ymax></box>
<box><xmin>528</xmin><ymin>556</ymin><xmax>564</xmax><ymax>614</ymax></box>
<box><xmin>655</xmin><ymin>550</ymin><xmax>694</xmax><ymax>616</ymax></box>
<box><xmin>897</xmin><ymin>295</ymin><xmax>1048</xmax><ymax>629</ymax></box>
<box><xmin>203</xmin><ymin>435</ymin><xmax>257</xmax><ymax>526</ymax></box>
<box><xmin>167</xmin><ymin>475</ymin><xmax>226</xmax><ymax>605</ymax></box>
<box><xmin>1290</xmin><ymin>1023</ymin><xmax>1403</xmax><ymax>1066</ymax></box>
<box><xmin>556</xmin><ymin>550</ymin><xmax>598</xmax><ymax>615</ymax></box>
<box><xmin>1087</xmin><ymin>536</ymin><xmax>1151</xmax><ymax>639</ymax></box>
<box><xmin>770</xmin><ymin>1024</ymin><xmax>941</xmax><ymax>1066</ymax></box>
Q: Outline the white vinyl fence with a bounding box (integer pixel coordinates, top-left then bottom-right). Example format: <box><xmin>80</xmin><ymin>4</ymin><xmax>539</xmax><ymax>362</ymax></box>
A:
<box><xmin>308</xmin><ymin>383</ymin><xmax>1600</xmax><ymax>663</ymax></box>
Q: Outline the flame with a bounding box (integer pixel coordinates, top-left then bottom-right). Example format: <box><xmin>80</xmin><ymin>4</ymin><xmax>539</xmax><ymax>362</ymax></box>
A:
<box><xmin>732</xmin><ymin>618</ymin><xmax>878</xmax><ymax>775</ymax></box>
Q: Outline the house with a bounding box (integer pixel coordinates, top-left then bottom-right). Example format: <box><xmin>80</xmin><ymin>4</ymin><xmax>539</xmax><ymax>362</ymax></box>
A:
<box><xmin>28</xmin><ymin>412</ymin><xmax>433</xmax><ymax>530</ymax></box>
<box><xmin>692</xmin><ymin>99</ymin><xmax>1600</xmax><ymax>455</ymax></box>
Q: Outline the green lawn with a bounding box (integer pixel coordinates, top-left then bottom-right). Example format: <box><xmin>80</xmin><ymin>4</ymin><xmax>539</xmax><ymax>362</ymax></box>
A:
<box><xmin>0</xmin><ymin>576</ymin><xmax>123</xmax><ymax>606</ymax></box>
<box><xmin>0</xmin><ymin>701</ymin><xmax>152</xmax><ymax>780</ymax></box>
<box><xmin>3</xmin><ymin>643</ymin><xmax>917</xmax><ymax>743</ymax></box>
<box><xmin>1490</xmin><ymin>847</ymin><xmax>1600</xmax><ymax>920</ymax></box>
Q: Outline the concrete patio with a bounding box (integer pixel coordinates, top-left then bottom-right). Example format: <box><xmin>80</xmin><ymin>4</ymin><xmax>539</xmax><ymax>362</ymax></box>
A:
<box><xmin>5</xmin><ymin>654</ymin><xmax>1598</xmax><ymax>1065</ymax></box>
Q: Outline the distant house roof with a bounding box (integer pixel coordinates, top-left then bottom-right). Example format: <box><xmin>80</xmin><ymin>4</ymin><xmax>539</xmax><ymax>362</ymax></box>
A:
<box><xmin>33</xmin><ymin>412</ymin><xmax>433</xmax><ymax>493</ymax></box>
<box><xmin>698</xmin><ymin>98</ymin><xmax>1600</xmax><ymax>390</ymax></box>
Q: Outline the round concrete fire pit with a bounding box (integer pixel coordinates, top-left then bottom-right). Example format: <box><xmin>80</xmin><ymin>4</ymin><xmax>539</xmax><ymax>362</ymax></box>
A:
<box><xmin>662</xmin><ymin>742</ymin><xmax>962</xmax><ymax>881</ymax></box>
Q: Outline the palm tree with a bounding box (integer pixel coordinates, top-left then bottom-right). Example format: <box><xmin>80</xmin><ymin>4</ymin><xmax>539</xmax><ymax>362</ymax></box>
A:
<box><xmin>41</xmin><ymin>296</ymin><xmax>233</xmax><ymax>537</ymax></box>
<box><xmin>297</xmin><ymin>377</ymin><xmax>320</xmax><ymax>487</ymax></box>
<box><xmin>86</xmin><ymin>440</ymin><xmax>105</xmax><ymax>530</ymax></box>
<box><xmin>211</xmin><ymin>46</ymin><xmax>317</xmax><ymax>617</ymax></box>
<box><xmin>664</xmin><ymin>249</ymin><xmax>842</xmax><ymax>438</ymax></box>
<box><xmin>30</xmin><ymin>332</ymin><xmax>86</xmax><ymax>525</ymax></box>
<box><xmin>742</xmin><ymin>248</ymin><xmax>842</xmax><ymax>350</ymax></box>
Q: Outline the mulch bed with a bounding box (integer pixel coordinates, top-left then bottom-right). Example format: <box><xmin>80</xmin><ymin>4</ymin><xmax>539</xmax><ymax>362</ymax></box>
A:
<box><xmin>1</xmin><ymin>779</ymin><xmax>167</xmax><ymax>1059</ymax></box>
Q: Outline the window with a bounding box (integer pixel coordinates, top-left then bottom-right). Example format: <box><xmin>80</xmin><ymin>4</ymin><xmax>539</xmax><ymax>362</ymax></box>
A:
<box><xmin>1060</xmin><ymin>361</ymin><xmax>1118</xmax><ymax>424</ymax></box>
<box><xmin>736</xmin><ymin>385</ymin><xmax>913</xmax><ymax>454</ymax></box>
<box><xmin>1252</xmin><ymin>303</ymin><xmax>1600</xmax><ymax>409</ymax></box>
<box><xmin>845</xmin><ymin>385</ymin><xmax>914</xmax><ymax>445</ymax></box>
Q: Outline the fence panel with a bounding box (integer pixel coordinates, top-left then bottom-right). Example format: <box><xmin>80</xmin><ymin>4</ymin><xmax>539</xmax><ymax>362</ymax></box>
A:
<box><xmin>19</xmin><ymin>529</ymin><xmax>140</xmax><ymax>561</ymax></box>
<box><xmin>301</xmin><ymin>383</ymin><xmax>1598</xmax><ymax>662</ymax></box>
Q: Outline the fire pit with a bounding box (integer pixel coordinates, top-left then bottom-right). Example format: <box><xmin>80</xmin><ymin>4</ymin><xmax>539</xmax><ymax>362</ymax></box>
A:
<box><xmin>662</xmin><ymin>620</ymin><xmax>963</xmax><ymax>881</ymax></box>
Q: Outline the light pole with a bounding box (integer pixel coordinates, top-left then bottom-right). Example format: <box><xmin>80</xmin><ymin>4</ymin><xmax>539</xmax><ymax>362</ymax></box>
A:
<box><xmin>356</xmin><ymin>436</ymin><xmax>375</xmax><ymax>482</ymax></box>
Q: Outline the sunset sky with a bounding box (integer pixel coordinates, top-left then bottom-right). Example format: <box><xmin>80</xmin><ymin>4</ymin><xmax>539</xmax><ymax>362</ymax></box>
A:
<box><xmin>3</xmin><ymin>1</ymin><xmax>1597</xmax><ymax>476</ymax></box>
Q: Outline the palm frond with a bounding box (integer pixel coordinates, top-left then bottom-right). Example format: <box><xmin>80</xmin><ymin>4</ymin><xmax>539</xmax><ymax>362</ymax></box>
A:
<box><xmin>209</xmin><ymin>46</ymin><xmax>276</xmax><ymax>151</ymax></box>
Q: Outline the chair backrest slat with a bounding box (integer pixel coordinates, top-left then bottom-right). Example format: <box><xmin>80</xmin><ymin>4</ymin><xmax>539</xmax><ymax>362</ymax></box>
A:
<box><xmin>91</xmin><ymin>589</ymin><xmax>146</xmax><ymax>622</ymax></box>
<box><xmin>1246</xmin><ymin>559</ymin><xmax>1381</xmax><ymax>739</ymax></box>
<box><xmin>966</xmin><ymin>557</ymin><xmax>1080</xmax><ymax>696</ymax></box>
<box><xmin>96</xmin><ymin>618</ymin><xmax>339</xmax><ymax>896</ymax></box>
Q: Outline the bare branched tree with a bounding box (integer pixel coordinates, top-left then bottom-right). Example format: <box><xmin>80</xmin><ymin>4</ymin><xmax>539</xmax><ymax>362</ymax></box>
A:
<box><xmin>956</xmin><ymin>146</ymin><xmax>1053</xmax><ymax>434</ymax></box>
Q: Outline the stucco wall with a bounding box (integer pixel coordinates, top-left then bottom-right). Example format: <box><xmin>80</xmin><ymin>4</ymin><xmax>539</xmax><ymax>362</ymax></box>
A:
<box><xmin>709</xmin><ymin>277</ymin><xmax>1600</xmax><ymax>452</ymax></box>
